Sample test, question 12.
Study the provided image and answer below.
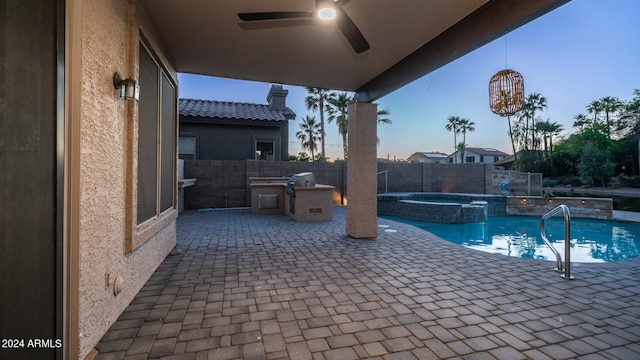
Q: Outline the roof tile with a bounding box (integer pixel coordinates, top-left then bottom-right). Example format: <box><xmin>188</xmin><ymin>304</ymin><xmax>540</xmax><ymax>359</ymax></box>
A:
<box><xmin>179</xmin><ymin>98</ymin><xmax>295</xmax><ymax>122</ymax></box>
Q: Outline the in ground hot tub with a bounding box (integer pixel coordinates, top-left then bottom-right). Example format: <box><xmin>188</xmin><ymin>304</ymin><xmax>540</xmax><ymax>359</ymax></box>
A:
<box><xmin>377</xmin><ymin>193</ymin><xmax>506</xmax><ymax>224</ymax></box>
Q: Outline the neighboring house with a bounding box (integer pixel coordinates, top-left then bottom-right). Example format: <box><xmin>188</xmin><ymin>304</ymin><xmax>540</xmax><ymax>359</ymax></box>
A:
<box><xmin>494</xmin><ymin>154</ymin><xmax>516</xmax><ymax>169</ymax></box>
<box><xmin>408</xmin><ymin>152</ymin><xmax>448</xmax><ymax>164</ymax></box>
<box><xmin>447</xmin><ymin>147</ymin><xmax>510</xmax><ymax>164</ymax></box>
<box><xmin>494</xmin><ymin>150</ymin><xmax>546</xmax><ymax>170</ymax></box>
<box><xmin>179</xmin><ymin>85</ymin><xmax>295</xmax><ymax>161</ymax></box>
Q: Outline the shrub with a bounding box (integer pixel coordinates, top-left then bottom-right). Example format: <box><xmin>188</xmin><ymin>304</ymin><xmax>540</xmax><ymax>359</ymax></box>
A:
<box><xmin>578</xmin><ymin>144</ymin><xmax>615</xmax><ymax>186</ymax></box>
<box><xmin>558</xmin><ymin>176</ymin><xmax>582</xmax><ymax>187</ymax></box>
<box><xmin>621</xmin><ymin>176</ymin><xmax>640</xmax><ymax>188</ymax></box>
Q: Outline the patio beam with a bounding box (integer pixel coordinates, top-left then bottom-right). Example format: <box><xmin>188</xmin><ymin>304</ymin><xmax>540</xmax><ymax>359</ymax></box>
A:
<box><xmin>354</xmin><ymin>0</ymin><xmax>571</xmax><ymax>103</ymax></box>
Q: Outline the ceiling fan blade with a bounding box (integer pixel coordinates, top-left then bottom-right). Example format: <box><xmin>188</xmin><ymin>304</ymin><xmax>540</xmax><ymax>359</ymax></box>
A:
<box><xmin>238</xmin><ymin>11</ymin><xmax>313</xmax><ymax>22</ymax></box>
<box><xmin>333</xmin><ymin>5</ymin><xmax>369</xmax><ymax>53</ymax></box>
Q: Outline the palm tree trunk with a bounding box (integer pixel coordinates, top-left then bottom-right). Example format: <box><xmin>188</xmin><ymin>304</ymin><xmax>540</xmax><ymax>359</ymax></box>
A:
<box><xmin>523</xmin><ymin>117</ymin><xmax>529</xmax><ymax>150</ymax></box>
<box><xmin>507</xmin><ymin>115</ymin><xmax>518</xmax><ymax>162</ymax></box>
<box><xmin>453</xmin><ymin>133</ymin><xmax>457</xmax><ymax>163</ymax></box>
<box><xmin>531</xmin><ymin>111</ymin><xmax>536</xmax><ymax>151</ymax></box>
<box><xmin>319</xmin><ymin>102</ymin><xmax>326</xmax><ymax>161</ymax></box>
<box><xmin>462</xmin><ymin>132</ymin><xmax>467</xmax><ymax>163</ymax></box>
<box><xmin>342</xmin><ymin>132</ymin><xmax>348</xmax><ymax>160</ymax></box>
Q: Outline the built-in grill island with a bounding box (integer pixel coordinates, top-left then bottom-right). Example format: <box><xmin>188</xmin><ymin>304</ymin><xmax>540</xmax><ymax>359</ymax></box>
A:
<box><xmin>250</xmin><ymin>172</ymin><xmax>334</xmax><ymax>221</ymax></box>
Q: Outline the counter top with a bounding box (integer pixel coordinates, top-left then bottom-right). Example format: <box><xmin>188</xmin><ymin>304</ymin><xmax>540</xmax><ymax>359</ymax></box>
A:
<box><xmin>178</xmin><ymin>178</ymin><xmax>196</xmax><ymax>188</ymax></box>
<box><xmin>294</xmin><ymin>184</ymin><xmax>335</xmax><ymax>191</ymax></box>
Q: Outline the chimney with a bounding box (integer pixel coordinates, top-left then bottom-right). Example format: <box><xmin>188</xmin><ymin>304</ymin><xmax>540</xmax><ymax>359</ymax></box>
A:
<box><xmin>267</xmin><ymin>84</ymin><xmax>288</xmax><ymax>110</ymax></box>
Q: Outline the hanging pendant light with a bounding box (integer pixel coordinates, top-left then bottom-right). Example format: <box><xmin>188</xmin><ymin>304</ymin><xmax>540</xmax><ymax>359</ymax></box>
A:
<box><xmin>489</xmin><ymin>69</ymin><xmax>524</xmax><ymax>116</ymax></box>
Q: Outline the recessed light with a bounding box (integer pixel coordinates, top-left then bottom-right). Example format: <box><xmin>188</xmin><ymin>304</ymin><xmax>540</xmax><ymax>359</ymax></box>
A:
<box><xmin>317</xmin><ymin>7</ymin><xmax>336</xmax><ymax>20</ymax></box>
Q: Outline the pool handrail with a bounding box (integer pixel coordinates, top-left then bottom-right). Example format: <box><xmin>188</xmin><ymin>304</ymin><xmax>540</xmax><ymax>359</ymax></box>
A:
<box><xmin>377</xmin><ymin>170</ymin><xmax>389</xmax><ymax>194</ymax></box>
<box><xmin>540</xmin><ymin>204</ymin><xmax>574</xmax><ymax>280</ymax></box>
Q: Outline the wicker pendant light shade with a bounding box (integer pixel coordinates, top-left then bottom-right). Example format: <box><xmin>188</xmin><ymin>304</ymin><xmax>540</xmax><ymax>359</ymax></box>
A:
<box><xmin>489</xmin><ymin>69</ymin><xmax>525</xmax><ymax>116</ymax></box>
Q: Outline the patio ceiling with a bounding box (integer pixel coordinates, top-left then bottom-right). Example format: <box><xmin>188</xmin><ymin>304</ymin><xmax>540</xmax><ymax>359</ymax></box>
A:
<box><xmin>139</xmin><ymin>0</ymin><xmax>570</xmax><ymax>102</ymax></box>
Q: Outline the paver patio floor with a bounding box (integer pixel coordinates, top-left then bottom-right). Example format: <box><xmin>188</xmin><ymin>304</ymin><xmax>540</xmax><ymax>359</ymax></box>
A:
<box><xmin>95</xmin><ymin>207</ymin><xmax>640</xmax><ymax>359</ymax></box>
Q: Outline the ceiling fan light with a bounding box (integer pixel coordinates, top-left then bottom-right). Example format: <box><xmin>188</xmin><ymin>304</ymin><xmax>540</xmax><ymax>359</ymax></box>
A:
<box><xmin>317</xmin><ymin>7</ymin><xmax>336</xmax><ymax>20</ymax></box>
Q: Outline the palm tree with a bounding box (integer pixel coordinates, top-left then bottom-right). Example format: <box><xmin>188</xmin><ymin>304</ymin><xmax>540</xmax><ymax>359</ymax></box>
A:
<box><xmin>459</xmin><ymin>118</ymin><xmax>475</xmax><ymax>163</ymax></box>
<box><xmin>515</xmin><ymin>106</ymin><xmax>533</xmax><ymax>150</ymax></box>
<box><xmin>548</xmin><ymin>121</ymin><xmax>563</xmax><ymax>158</ymax></box>
<box><xmin>524</xmin><ymin>93</ymin><xmax>547</xmax><ymax>150</ymax></box>
<box><xmin>327</xmin><ymin>92</ymin><xmax>351</xmax><ymax>160</ymax></box>
<box><xmin>572</xmin><ymin>113</ymin><xmax>589</xmax><ymax>132</ymax></box>
<box><xmin>618</xmin><ymin>89</ymin><xmax>640</xmax><ymax>136</ymax></box>
<box><xmin>377</xmin><ymin>108</ymin><xmax>392</xmax><ymax>125</ymax></box>
<box><xmin>600</xmin><ymin>96</ymin><xmax>622</xmax><ymax>139</ymax></box>
<box><xmin>445</xmin><ymin>116</ymin><xmax>463</xmax><ymax>163</ymax></box>
<box><xmin>305</xmin><ymin>87</ymin><xmax>336</xmax><ymax>161</ymax></box>
<box><xmin>505</xmin><ymin>115</ymin><xmax>518</xmax><ymax>163</ymax></box>
<box><xmin>586</xmin><ymin>99</ymin><xmax>603</xmax><ymax>124</ymax></box>
<box><xmin>376</xmin><ymin>107</ymin><xmax>392</xmax><ymax>145</ymax></box>
<box><xmin>296</xmin><ymin>115</ymin><xmax>321</xmax><ymax>161</ymax></box>
<box><xmin>456</xmin><ymin>142</ymin><xmax>467</xmax><ymax>163</ymax></box>
<box><xmin>535</xmin><ymin>119</ymin><xmax>563</xmax><ymax>160</ymax></box>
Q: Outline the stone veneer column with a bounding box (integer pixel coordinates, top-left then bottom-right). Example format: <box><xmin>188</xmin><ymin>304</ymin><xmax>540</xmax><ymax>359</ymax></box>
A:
<box><xmin>346</xmin><ymin>101</ymin><xmax>378</xmax><ymax>238</ymax></box>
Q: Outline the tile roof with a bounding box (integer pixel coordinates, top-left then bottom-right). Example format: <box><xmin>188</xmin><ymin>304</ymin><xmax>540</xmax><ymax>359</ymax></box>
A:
<box><xmin>179</xmin><ymin>98</ymin><xmax>295</xmax><ymax>122</ymax></box>
<box><xmin>464</xmin><ymin>147</ymin><xmax>510</xmax><ymax>156</ymax></box>
<box><xmin>421</xmin><ymin>152</ymin><xmax>448</xmax><ymax>158</ymax></box>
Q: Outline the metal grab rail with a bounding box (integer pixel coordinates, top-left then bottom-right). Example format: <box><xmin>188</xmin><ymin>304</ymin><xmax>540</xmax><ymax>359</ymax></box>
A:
<box><xmin>540</xmin><ymin>204</ymin><xmax>574</xmax><ymax>280</ymax></box>
<box><xmin>377</xmin><ymin>170</ymin><xmax>389</xmax><ymax>193</ymax></box>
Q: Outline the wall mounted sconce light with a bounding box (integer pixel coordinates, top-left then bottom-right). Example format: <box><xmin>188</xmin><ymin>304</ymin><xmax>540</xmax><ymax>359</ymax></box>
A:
<box><xmin>113</xmin><ymin>72</ymin><xmax>139</xmax><ymax>101</ymax></box>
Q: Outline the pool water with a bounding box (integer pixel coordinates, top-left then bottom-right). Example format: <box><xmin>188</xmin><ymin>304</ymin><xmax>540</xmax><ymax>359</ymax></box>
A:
<box><xmin>382</xmin><ymin>215</ymin><xmax>640</xmax><ymax>262</ymax></box>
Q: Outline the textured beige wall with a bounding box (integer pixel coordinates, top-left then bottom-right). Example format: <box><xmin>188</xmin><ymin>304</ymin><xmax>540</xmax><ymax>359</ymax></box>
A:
<box><xmin>77</xmin><ymin>0</ymin><xmax>177</xmax><ymax>358</ymax></box>
<box><xmin>346</xmin><ymin>102</ymin><xmax>378</xmax><ymax>238</ymax></box>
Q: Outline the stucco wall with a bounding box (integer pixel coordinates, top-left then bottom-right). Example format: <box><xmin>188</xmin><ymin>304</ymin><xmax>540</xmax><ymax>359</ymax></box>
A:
<box><xmin>180</xmin><ymin>121</ymin><xmax>287</xmax><ymax>161</ymax></box>
<box><xmin>78</xmin><ymin>0</ymin><xmax>176</xmax><ymax>358</ymax></box>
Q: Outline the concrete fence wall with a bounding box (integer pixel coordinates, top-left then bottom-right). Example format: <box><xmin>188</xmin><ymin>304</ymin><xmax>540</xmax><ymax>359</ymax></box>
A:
<box><xmin>183</xmin><ymin>160</ymin><xmax>495</xmax><ymax>210</ymax></box>
<box><xmin>506</xmin><ymin>196</ymin><xmax>613</xmax><ymax>220</ymax></box>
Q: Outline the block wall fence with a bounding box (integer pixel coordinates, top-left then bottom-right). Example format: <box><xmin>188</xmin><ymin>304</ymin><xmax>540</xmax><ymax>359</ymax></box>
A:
<box><xmin>183</xmin><ymin>160</ymin><xmax>495</xmax><ymax>210</ymax></box>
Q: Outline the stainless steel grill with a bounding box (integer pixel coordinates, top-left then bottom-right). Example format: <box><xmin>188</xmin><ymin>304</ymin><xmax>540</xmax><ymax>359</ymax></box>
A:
<box><xmin>286</xmin><ymin>172</ymin><xmax>316</xmax><ymax>197</ymax></box>
<box><xmin>286</xmin><ymin>172</ymin><xmax>316</xmax><ymax>214</ymax></box>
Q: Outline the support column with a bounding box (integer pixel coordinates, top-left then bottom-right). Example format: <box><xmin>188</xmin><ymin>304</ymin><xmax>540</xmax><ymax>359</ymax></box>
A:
<box><xmin>346</xmin><ymin>102</ymin><xmax>378</xmax><ymax>238</ymax></box>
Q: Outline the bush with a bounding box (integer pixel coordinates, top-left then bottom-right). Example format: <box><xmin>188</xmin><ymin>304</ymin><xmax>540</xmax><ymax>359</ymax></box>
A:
<box><xmin>558</xmin><ymin>176</ymin><xmax>582</xmax><ymax>187</ymax></box>
<box><xmin>621</xmin><ymin>176</ymin><xmax>640</xmax><ymax>188</ymax></box>
<box><xmin>578</xmin><ymin>144</ymin><xmax>615</xmax><ymax>186</ymax></box>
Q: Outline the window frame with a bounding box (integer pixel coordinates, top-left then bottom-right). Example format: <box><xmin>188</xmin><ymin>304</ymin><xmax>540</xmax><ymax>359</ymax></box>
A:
<box><xmin>255</xmin><ymin>138</ymin><xmax>276</xmax><ymax>161</ymax></box>
<box><xmin>179</xmin><ymin>135</ymin><xmax>198</xmax><ymax>160</ymax></box>
<box><xmin>130</xmin><ymin>39</ymin><xmax>178</xmax><ymax>251</ymax></box>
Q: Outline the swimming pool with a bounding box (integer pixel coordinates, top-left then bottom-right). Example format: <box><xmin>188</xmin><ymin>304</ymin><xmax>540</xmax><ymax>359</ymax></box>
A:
<box><xmin>382</xmin><ymin>215</ymin><xmax>640</xmax><ymax>262</ymax></box>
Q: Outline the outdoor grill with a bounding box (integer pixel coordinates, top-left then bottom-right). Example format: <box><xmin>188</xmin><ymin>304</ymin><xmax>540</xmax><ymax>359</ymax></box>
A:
<box><xmin>286</xmin><ymin>172</ymin><xmax>316</xmax><ymax>197</ymax></box>
<box><xmin>286</xmin><ymin>172</ymin><xmax>316</xmax><ymax>214</ymax></box>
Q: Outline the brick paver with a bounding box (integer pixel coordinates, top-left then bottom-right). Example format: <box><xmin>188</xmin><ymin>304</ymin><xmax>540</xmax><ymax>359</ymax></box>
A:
<box><xmin>95</xmin><ymin>207</ymin><xmax>640</xmax><ymax>359</ymax></box>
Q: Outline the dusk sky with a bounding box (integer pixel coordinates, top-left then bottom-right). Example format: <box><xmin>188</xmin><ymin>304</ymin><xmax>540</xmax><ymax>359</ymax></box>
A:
<box><xmin>178</xmin><ymin>0</ymin><xmax>640</xmax><ymax>161</ymax></box>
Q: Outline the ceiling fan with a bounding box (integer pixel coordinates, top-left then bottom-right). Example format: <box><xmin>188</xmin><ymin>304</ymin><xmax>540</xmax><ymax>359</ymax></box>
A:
<box><xmin>238</xmin><ymin>0</ymin><xmax>370</xmax><ymax>54</ymax></box>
